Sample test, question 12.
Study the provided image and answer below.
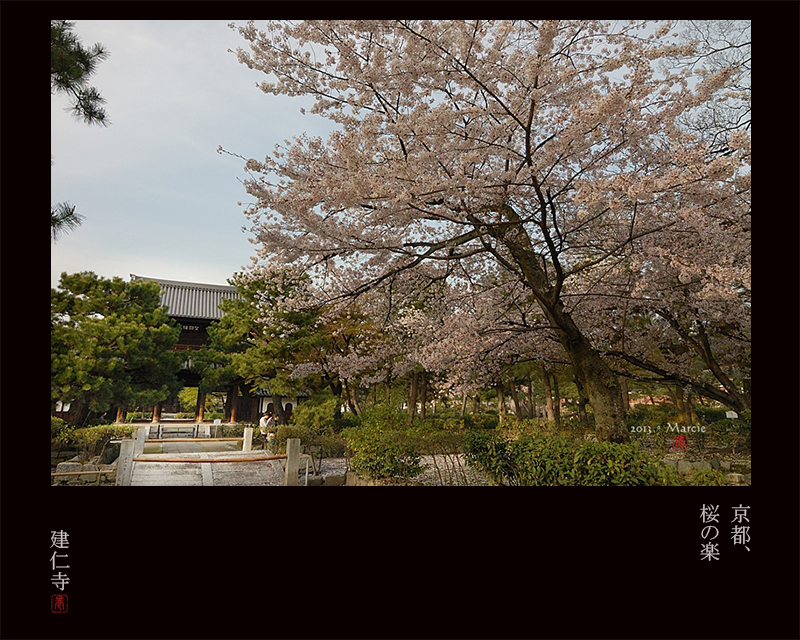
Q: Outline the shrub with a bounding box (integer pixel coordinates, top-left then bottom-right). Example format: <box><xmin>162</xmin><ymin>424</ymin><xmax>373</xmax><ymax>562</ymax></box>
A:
<box><xmin>342</xmin><ymin>405</ymin><xmax>424</xmax><ymax>480</ymax></box>
<box><xmin>274</xmin><ymin>395</ymin><xmax>348</xmax><ymax>458</ymax></box>
<box><xmin>626</xmin><ymin>404</ymin><xmax>677</xmax><ymax>428</ymax></box>
<box><xmin>687</xmin><ymin>467</ymin><xmax>729</xmax><ymax>486</ymax></box>
<box><xmin>463</xmin><ymin>430</ymin><xmax>513</xmax><ymax>485</ymax></box>
<box><xmin>465</xmin><ymin>432</ymin><xmax>659</xmax><ymax>486</ymax></box>
<box><xmin>334</xmin><ymin>411</ymin><xmax>361</xmax><ymax>432</ymax></box>
<box><xmin>51</xmin><ymin>416</ymin><xmax>73</xmax><ymax>442</ymax></box>
<box><xmin>71</xmin><ymin>424</ymin><xmax>135</xmax><ymax>462</ymax></box>
<box><xmin>421</xmin><ymin>414</ymin><xmax>467</xmax><ymax>432</ymax></box>
<box><xmin>343</xmin><ymin>425</ymin><xmax>423</xmax><ymax>480</ymax></box>
<box><xmin>693</xmin><ymin>406</ymin><xmax>729</xmax><ymax>423</ymax></box>
<box><xmin>706</xmin><ymin>417</ymin><xmax>751</xmax><ymax>452</ymax></box>
<box><xmin>464</xmin><ymin>413</ymin><xmax>499</xmax><ymax>430</ymax></box>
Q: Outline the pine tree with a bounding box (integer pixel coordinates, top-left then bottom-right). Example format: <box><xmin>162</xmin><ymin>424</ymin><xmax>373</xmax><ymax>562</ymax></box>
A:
<box><xmin>51</xmin><ymin>20</ymin><xmax>110</xmax><ymax>241</ymax></box>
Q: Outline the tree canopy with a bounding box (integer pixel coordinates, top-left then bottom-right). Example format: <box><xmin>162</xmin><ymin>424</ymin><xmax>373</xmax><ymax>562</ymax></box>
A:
<box><xmin>226</xmin><ymin>20</ymin><xmax>750</xmax><ymax>440</ymax></box>
<box><xmin>51</xmin><ymin>272</ymin><xmax>183</xmax><ymax>424</ymax></box>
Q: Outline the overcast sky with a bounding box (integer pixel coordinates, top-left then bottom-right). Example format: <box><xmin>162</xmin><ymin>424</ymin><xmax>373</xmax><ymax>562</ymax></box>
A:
<box><xmin>51</xmin><ymin>20</ymin><xmax>334</xmax><ymax>289</ymax></box>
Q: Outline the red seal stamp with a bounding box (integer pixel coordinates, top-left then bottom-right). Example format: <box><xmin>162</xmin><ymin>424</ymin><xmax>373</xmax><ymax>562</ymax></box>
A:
<box><xmin>51</xmin><ymin>594</ymin><xmax>68</xmax><ymax>613</ymax></box>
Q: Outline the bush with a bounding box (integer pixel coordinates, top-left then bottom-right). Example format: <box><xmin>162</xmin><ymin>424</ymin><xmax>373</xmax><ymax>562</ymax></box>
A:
<box><xmin>626</xmin><ymin>403</ymin><xmax>677</xmax><ymax>428</ymax></box>
<box><xmin>462</xmin><ymin>430</ymin><xmax>513</xmax><ymax>485</ymax></box>
<box><xmin>340</xmin><ymin>405</ymin><xmax>423</xmax><ymax>480</ymax></box>
<box><xmin>343</xmin><ymin>425</ymin><xmax>423</xmax><ymax>480</ymax></box>
<box><xmin>693</xmin><ymin>406</ymin><xmax>729</xmax><ymax>423</ymax></box>
<box><xmin>70</xmin><ymin>424</ymin><xmax>135</xmax><ymax>462</ymax></box>
<box><xmin>464</xmin><ymin>432</ymin><xmax>658</xmax><ymax>486</ymax></box>
<box><xmin>334</xmin><ymin>411</ymin><xmax>361</xmax><ymax>432</ymax></box>
<box><xmin>706</xmin><ymin>416</ymin><xmax>751</xmax><ymax>452</ymax></box>
<box><xmin>464</xmin><ymin>413</ymin><xmax>500</xmax><ymax>430</ymax></box>
<box><xmin>421</xmin><ymin>414</ymin><xmax>467</xmax><ymax>432</ymax></box>
<box><xmin>51</xmin><ymin>416</ymin><xmax>73</xmax><ymax>442</ymax></box>
<box><xmin>273</xmin><ymin>395</ymin><xmax>348</xmax><ymax>458</ymax></box>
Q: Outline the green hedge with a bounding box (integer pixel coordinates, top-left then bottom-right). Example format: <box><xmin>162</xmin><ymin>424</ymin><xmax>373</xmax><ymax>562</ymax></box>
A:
<box><xmin>343</xmin><ymin>425</ymin><xmax>424</xmax><ymax>480</ymax></box>
<box><xmin>63</xmin><ymin>424</ymin><xmax>136</xmax><ymax>462</ymax></box>
<box><xmin>462</xmin><ymin>431</ymin><xmax>729</xmax><ymax>486</ymax></box>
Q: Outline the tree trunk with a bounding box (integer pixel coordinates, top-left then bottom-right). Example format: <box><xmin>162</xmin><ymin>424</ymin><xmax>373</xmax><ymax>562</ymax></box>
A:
<box><xmin>461</xmin><ymin>393</ymin><xmax>468</xmax><ymax>417</ymax></box>
<box><xmin>620</xmin><ymin>377</ymin><xmax>630</xmax><ymax>415</ymax></box>
<box><xmin>195</xmin><ymin>389</ymin><xmax>206</xmax><ymax>423</ymax></box>
<box><xmin>408</xmin><ymin>370</ymin><xmax>419</xmax><ymax>424</ymax></box>
<box><xmin>669</xmin><ymin>385</ymin><xmax>685</xmax><ymax>423</ymax></box>
<box><xmin>573</xmin><ymin>375</ymin><xmax>589</xmax><ymax>428</ymax></box>
<box><xmin>271</xmin><ymin>394</ymin><xmax>286</xmax><ymax>425</ymax></box>
<box><xmin>683</xmin><ymin>385</ymin><xmax>699</xmax><ymax>425</ymax></box>
<box><xmin>497</xmin><ymin>385</ymin><xmax>507</xmax><ymax>423</ymax></box>
<box><xmin>552</xmin><ymin>373</ymin><xmax>561</xmax><ymax>427</ymax></box>
<box><xmin>542</xmin><ymin>366</ymin><xmax>558</xmax><ymax>426</ymax></box>
<box><xmin>492</xmin><ymin>204</ymin><xmax>627</xmax><ymax>441</ymax></box>
<box><xmin>420</xmin><ymin>369</ymin><xmax>427</xmax><ymax>422</ymax></box>
<box><xmin>528</xmin><ymin>375</ymin><xmax>536</xmax><ymax>419</ymax></box>
<box><xmin>348</xmin><ymin>381</ymin><xmax>362</xmax><ymax>416</ymax></box>
<box><xmin>509</xmin><ymin>382</ymin><xmax>523</xmax><ymax>420</ymax></box>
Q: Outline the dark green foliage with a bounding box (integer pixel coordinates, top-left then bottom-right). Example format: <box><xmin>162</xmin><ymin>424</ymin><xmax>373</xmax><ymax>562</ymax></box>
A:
<box><xmin>60</xmin><ymin>424</ymin><xmax>135</xmax><ymax>462</ymax></box>
<box><xmin>51</xmin><ymin>20</ymin><xmax>110</xmax><ymax>241</ymax></box>
<box><xmin>343</xmin><ymin>426</ymin><xmax>423</xmax><ymax>480</ymax></box>
<box><xmin>463</xmin><ymin>413</ymin><xmax>499</xmax><ymax>430</ymax></box>
<box><xmin>51</xmin><ymin>20</ymin><xmax>110</xmax><ymax>126</ymax></box>
<box><xmin>51</xmin><ymin>272</ymin><xmax>183</xmax><ymax>423</ymax></box>
<box><xmin>465</xmin><ymin>432</ymin><xmax>659</xmax><ymax>486</ymax></box>
<box><xmin>51</xmin><ymin>416</ymin><xmax>74</xmax><ymax>442</ymax></box>
<box><xmin>275</xmin><ymin>395</ymin><xmax>347</xmax><ymax>458</ymax></box>
<box><xmin>463</xmin><ymin>428</ymin><xmax>740</xmax><ymax>486</ymax></box>
<box><xmin>625</xmin><ymin>403</ymin><xmax>678</xmax><ymax>428</ymax></box>
<box><xmin>342</xmin><ymin>405</ymin><xmax>423</xmax><ymax>480</ymax></box>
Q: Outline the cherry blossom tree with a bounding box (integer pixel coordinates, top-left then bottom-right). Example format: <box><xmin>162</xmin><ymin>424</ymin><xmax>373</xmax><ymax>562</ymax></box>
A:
<box><xmin>227</xmin><ymin>20</ymin><xmax>748</xmax><ymax>440</ymax></box>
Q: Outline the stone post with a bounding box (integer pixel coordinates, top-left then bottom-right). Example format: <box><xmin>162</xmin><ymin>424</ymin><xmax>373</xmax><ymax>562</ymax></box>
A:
<box><xmin>242</xmin><ymin>426</ymin><xmax>253</xmax><ymax>452</ymax></box>
<box><xmin>116</xmin><ymin>439</ymin><xmax>135</xmax><ymax>486</ymax></box>
<box><xmin>284</xmin><ymin>438</ymin><xmax>300</xmax><ymax>486</ymax></box>
<box><xmin>134</xmin><ymin>426</ymin><xmax>147</xmax><ymax>455</ymax></box>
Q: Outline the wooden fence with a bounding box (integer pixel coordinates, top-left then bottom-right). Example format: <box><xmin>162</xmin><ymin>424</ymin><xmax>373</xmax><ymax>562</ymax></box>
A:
<box><xmin>116</xmin><ymin>431</ymin><xmax>307</xmax><ymax>486</ymax></box>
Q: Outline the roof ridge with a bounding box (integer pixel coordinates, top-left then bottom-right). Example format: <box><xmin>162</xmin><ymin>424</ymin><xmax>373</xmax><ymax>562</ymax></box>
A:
<box><xmin>131</xmin><ymin>274</ymin><xmax>238</xmax><ymax>291</ymax></box>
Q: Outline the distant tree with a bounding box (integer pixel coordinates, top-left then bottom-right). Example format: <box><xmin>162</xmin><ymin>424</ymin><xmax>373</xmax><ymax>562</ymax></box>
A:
<box><xmin>51</xmin><ymin>20</ymin><xmax>110</xmax><ymax>242</ymax></box>
<box><xmin>51</xmin><ymin>272</ymin><xmax>183</xmax><ymax>425</ymax></box>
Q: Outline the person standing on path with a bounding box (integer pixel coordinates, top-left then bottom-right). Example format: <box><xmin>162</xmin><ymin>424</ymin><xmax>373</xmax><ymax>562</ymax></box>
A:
<box><xmin>259</xmin><ymin>411</ymin><xmax>276</xmax><ymax>450</ymax></box>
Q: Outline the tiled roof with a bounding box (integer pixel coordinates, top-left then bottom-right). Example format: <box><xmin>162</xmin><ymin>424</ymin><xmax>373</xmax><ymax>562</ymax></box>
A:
<box><xmin>131</xmin><ymin>275</ymin><xmax>241</xmax><ymax>320</ymax></box>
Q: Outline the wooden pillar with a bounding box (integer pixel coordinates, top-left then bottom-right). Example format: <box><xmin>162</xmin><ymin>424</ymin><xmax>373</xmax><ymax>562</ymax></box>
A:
<box><xmin>195</xmin><ymin>389</ymin><xmax>206</xmax><ymax>423</ymax></box>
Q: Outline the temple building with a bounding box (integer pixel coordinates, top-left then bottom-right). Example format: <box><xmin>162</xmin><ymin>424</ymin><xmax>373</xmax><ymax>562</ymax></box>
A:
<box><xmin>129</xmin><ymin>275</ymin><xmax>306</xmax><ymax>424</ymax></box>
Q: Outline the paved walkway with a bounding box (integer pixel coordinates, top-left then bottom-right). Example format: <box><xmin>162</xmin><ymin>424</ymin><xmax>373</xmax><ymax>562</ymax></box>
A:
<box><xmin>131</xmin><ymin>441</ymin><xmax>287</xmax><ymax>486</ymax></box>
